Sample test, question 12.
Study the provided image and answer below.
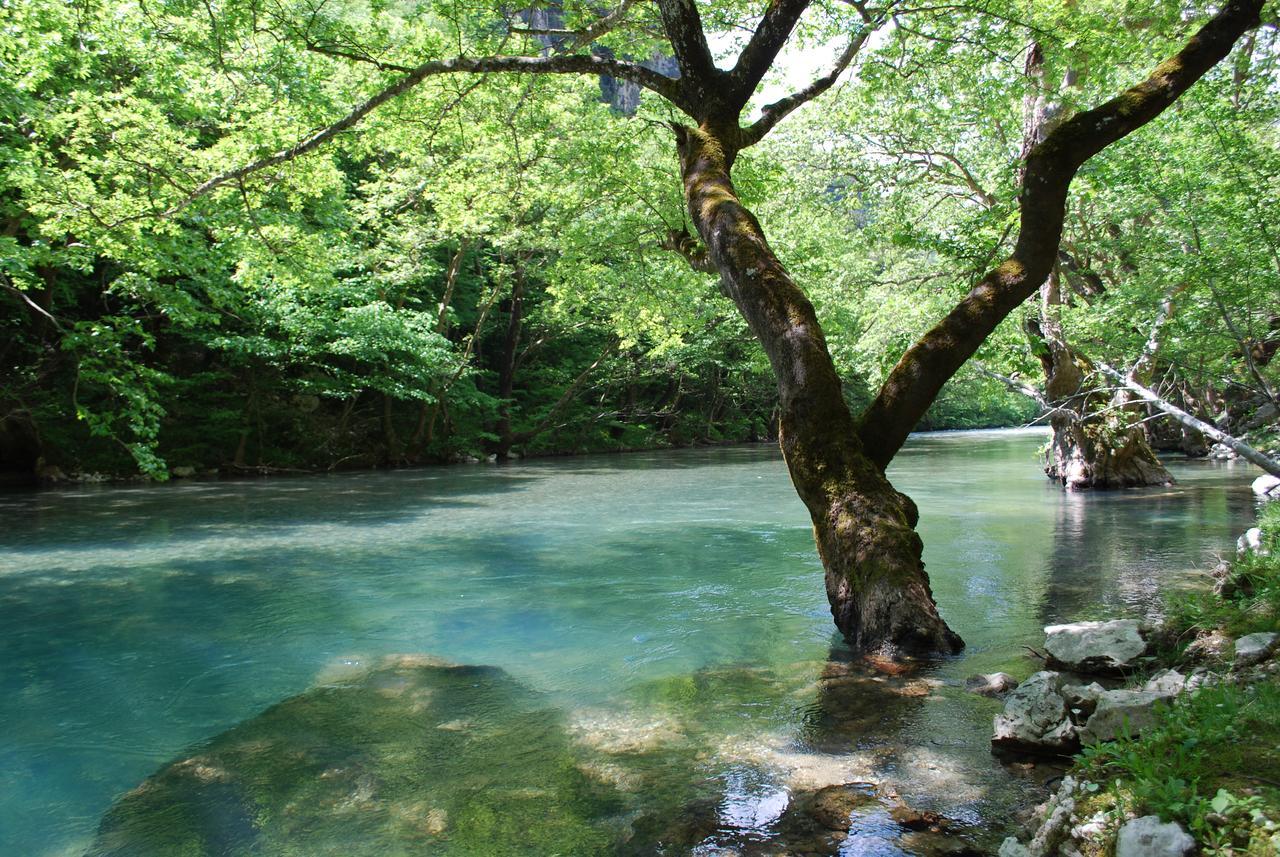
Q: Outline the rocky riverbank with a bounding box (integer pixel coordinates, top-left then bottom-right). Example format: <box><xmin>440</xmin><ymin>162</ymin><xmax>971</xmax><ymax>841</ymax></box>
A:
<box><xmin>995</xmin><ymin>486</ymin><xmax>1280</xmax><ymax>856</ymax></box>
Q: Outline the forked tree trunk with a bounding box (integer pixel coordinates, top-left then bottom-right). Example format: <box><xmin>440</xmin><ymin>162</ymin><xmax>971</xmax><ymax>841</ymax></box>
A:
<box><xmin>675</xmin><ymin>124</ymin><xmax>962</xmax><ymax>655</ymax></box>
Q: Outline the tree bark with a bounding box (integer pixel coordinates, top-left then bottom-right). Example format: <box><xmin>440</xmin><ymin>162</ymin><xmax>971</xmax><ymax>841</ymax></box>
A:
<box><xmin>675</xmin><ymin>124</ymin><xmax>962</xmax><ymax>655</ymax></box>
<box><xmin>1029</xmin><ymin>274</ymin><xmax>1172</xmax><ymax>489</ymax></box>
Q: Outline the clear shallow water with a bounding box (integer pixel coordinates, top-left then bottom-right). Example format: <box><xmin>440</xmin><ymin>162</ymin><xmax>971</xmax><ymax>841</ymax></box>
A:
<box><xmin>0</xmin><ymin>428</ymin><xmax>1262</xmax><ymax>855</ymax></box>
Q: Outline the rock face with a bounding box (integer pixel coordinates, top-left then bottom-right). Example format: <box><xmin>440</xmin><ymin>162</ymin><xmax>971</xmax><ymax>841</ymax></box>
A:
<box><xmin>1253</xmin><ymin>473</ymin><xmax>1280</xmax><ymax>499</ymax></box>
<box><xmin>86</xmin><ymin>657</ymin><xmax>629</xmax><ymax>856</ymax></box>
<box><xmin>1115</xmin><ymin>816</ymin><xmax>1195</xmax><ymax>857</ymax></box>
<box><xmin>1044</xmin><ymin>620</ymin><xmax>1149</xmax><ymax>675</ymax></box>
<box><xmin>964</xmin><ymin>672</ymin><xmax>1018</xmax><ymax>697</ymax></box>
<box><xmin>1234</xmin><ymin>631</ymin><xmax>1280</xmax><ymax>667</ymax></box>
<box><xmin>991</xmin><ymin>671</ymin><xmax>1077</xmax><ymax>754</ymax></box>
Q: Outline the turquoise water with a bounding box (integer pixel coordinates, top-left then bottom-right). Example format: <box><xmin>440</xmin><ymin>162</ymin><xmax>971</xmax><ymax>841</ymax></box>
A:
<box><xmin>0</xmin><ymin>429</ymin><xmax>1261</xmax><ymax>855</ymax></box>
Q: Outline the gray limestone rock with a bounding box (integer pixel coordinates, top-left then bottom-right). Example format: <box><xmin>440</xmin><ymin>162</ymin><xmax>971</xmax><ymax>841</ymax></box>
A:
<box><xmin>1115</xmin><ymin>816</ymin><xmax>1194</xmax><ymax>857</ymax></box>
<box><xmin>1079</xmin><ymin>689</ymin><xmax>1171</xmax><ymax>743</ymax></box>
<box><xmin>1237</xmin><ymin>527</ymin><xmax>1269</xmax><ymax>556</ymax></box>
<box><xmin>1142</xmin><ymin>669</ymin><xmax>1188</xmax><ymax>696</ymax></box>
<box><xmin>992</xmin><ymin>671</ymin><xmax>1077</xmax><ymax>754</ymax></box>
<box><xmin>1252</xmin><ymin>473</ymin><xmax>1280</xmax><ymax>499</ymax></box>
<box><xmin>1044</xmin><ymin>620</ymin><xmax>1149</xmax><ymax>675</ymax></box>
<box><xmin>1234</xmin><ymin>631</ymin><xmax>1280</xmax><ymax>667</ymax></box>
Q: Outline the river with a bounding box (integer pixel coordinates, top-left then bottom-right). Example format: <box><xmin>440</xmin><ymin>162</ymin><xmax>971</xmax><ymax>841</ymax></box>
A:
<box><xmin>0</xmin><ymin>428</ymin><xmax>1262</xmax><ymax>855</ymax></box>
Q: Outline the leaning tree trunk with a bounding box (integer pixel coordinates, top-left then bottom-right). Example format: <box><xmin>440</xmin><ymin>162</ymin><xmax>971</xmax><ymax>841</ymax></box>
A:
<box><xmin>676</xmin><ymin>124</ymin><xmax>962</xmax><ymax>655</ymax></box>
<box><xmin>1030</xmin><ymin>274</ymin><xmax>1172</xmax><ymax>489</ymax></box>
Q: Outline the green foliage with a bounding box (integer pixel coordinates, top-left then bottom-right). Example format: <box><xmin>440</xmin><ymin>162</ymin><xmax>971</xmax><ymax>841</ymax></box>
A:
<box><xmin>1077</xmin><ymin>678</ymin><xmax>1280</xmax><ymax>853</ymax></box>
<box><xmin>2</xmin><ymin>0</ymin><xmax>1275</xmax><ymax>479</ymax></box>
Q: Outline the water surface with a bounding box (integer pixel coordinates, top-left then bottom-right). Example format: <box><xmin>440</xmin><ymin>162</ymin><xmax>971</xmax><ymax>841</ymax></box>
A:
<box><xmin>0</xmin><ymin>429</ymin><xmax>1261</xmax><ymax>854</ymax></box>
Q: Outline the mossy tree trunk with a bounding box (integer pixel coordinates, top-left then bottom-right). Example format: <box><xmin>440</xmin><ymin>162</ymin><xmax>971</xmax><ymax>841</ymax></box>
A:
<box><xmin>1016</xmin><ymin>43</ymin><xmax>1170</xmax><ymax>490</ymax></box>
<box><xmin>674</xmin><ymin>123</ymin><xmax>962</xmax><ymax>654</ymax></box>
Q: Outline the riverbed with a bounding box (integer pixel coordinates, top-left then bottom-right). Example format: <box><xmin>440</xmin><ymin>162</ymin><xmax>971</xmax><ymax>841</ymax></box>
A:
<box><xmin>0</xmin><ymin>428</ymin><xmax>1262</xmax><ymax>855</ymax></box>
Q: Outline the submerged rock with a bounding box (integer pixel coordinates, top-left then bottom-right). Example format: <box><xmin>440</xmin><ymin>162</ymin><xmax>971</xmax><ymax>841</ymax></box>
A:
<box><xmin>965</xmin><ymin>672</ymin><xmax>1018</xmax><ymax>697</ymax></box>
<box><xmin>991</xmin><ymin>671</ymin><xmax>1077</xmax><ymax>755</ymax></box>
<box><xmin>86</xmin><ymin>656</ymin><xmax>627</xmax><ymax>856</ymax></box>
<box><xmin>1234</xmin><ymin>631</ymin><xmax>1280</xmax><ymax>667</ymax></box>
<box><xmin>1115</xmin><ymin>816</ymin><xmax>1195</xmax><ymax>857</ymax></box>
<box><xmin>1043</xmin><ymin>620</ymin><xmax>1149</xmax><ymax>675</ymax></box>
<box><xmin>803</xmin><ymin>782</ymin><xmax>880</xmax><ymax>830</ymax></box>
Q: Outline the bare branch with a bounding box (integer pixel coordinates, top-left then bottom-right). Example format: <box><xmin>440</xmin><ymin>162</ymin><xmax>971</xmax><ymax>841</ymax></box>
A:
<box><xmin>302</xmin><ymin>41</ymin><xmax>416</xmax><ymax>73</ymax></box>
<box><xmin>741</xmin><ymin>21</ymin><xmax>878</xmax><ymax>147</ymax></box>
<box><xmin>727</xmin><ymin>0</ymin><xmax>812</xmax><ymax>106</ymax></box>
<box><xmin>972</xmin><ymin>362</ymin><xmax>1047</xmax><ymax>408</ymax></box>
<box><xmin>1096</xmin><ymin>361</ymin><xmax>1280</xmax><ymax>477</ymax></box>
<box><xmin>161</xmin><ymin>53</ymin><xmax>684</xmax><ymax>217</ymax></box>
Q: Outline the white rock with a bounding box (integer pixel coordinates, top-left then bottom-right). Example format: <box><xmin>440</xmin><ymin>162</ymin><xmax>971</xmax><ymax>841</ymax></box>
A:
<box><xmin>1080</xmin><ymin>689</ymin><xmax>1170</xmax><ymax>743</ymax></box>
<box><xmin>1115</xmin><ymin>816</ymin><xmax>1194</xmax><ymax>857</ymax></box>
<box><xmin>1237</xmin><ymin>527</ymin><xmax>1267</xmax><ymax>556</ymax></box>
<box><xmin>992</xmin><ymin>671</ymin><xmax>1077</xmax><ymax>753</ymax></box>
<box><xmin>998</xmin><ymin>838</ymin><xmax>1032</xmax><ymax>857</ymax></box>
<box><xmin>1253</xmin><ymin>474</ymin><xmax>1280</xmax><ymax>499</ymax></box>
<box><xmin>1044</xmin><ymin>619</ymin><xmax>1149</xmax><ymax>674</ymax></box>
<box><xmin>1142</xmin><ymin>669</ymin><xmax>1188</xmax><ymax>696</ymax></box>
<box><xmin>1234</xmin><ymin>632</ymin><xmax>1280</xmax><ymax>667</ymax></box>
<box><xmin>965</xmin><ymin>672</ymin><xmax>1019</xmax><ymax>696</ymax></box>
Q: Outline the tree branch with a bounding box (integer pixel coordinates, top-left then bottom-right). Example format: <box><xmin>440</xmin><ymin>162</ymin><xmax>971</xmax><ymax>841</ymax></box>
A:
<box><xmin>741</xmin><ymin>21</ymin><xmax>878</xmax><ymax>147</ymax></box>
<box><xmin>972</xmin><ymin>362</ymin><xmax>1048</xmax><ymax>408</ymax></box>
<box><xmin>727</xmin><ymin>0</ymin><xmax>812</xmax><ymax>107</ymax></box>
<box><xmin>1095</xmin><ymin>361</ymin><xmax>1280</xmax><ymax>477</ymax></box>
<box><xmin>656</xmin><ymin>0</ymin><xmax>721</xmax><ymax>106</ymax></box>
<box><xmin>509</xmin><ymin>0</ymin><xmax>643</xmax><ymax>50</ymax></box>
<box><xmin>855</xmin><ymin>0</ymin><xmax>1264</xmax><ymax>470</ymax></box>
<box><xmin>163</xmin><ymin>53</ymin><xmax>683</xmax><ymax>217</ymax></box>
<box><xmin>659</xmin><ymin>226</ymin><xmax>718</xmax><ymax>274</ymax></box>
<box><xmin>511</xmin><ymin>343</ymin><xmax>616</xmax><ymax>444</ymax></box>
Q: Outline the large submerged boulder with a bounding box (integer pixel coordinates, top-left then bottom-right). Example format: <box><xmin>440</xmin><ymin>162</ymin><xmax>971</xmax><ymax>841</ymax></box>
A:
<box><xmin>86</xmin><ymin>656</ymin><xmax>627</xmax><ymax>856</ymax></box>
<box><xmin>1043</xmin><ymin>620</ymin><xmax>1149</xmax><ymax>675</ymax></box>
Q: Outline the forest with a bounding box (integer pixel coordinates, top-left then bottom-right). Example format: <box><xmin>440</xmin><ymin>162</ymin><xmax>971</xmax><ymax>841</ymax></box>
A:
<box><xmin>3</xmin><ymin>0</ymin><xmax>1275</xmax><ymax>483</ymax></box>
<box><xmin>3</xmin><ymin>0</ymin><xmax>1280</xmax><ymax>854</ymax></box>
